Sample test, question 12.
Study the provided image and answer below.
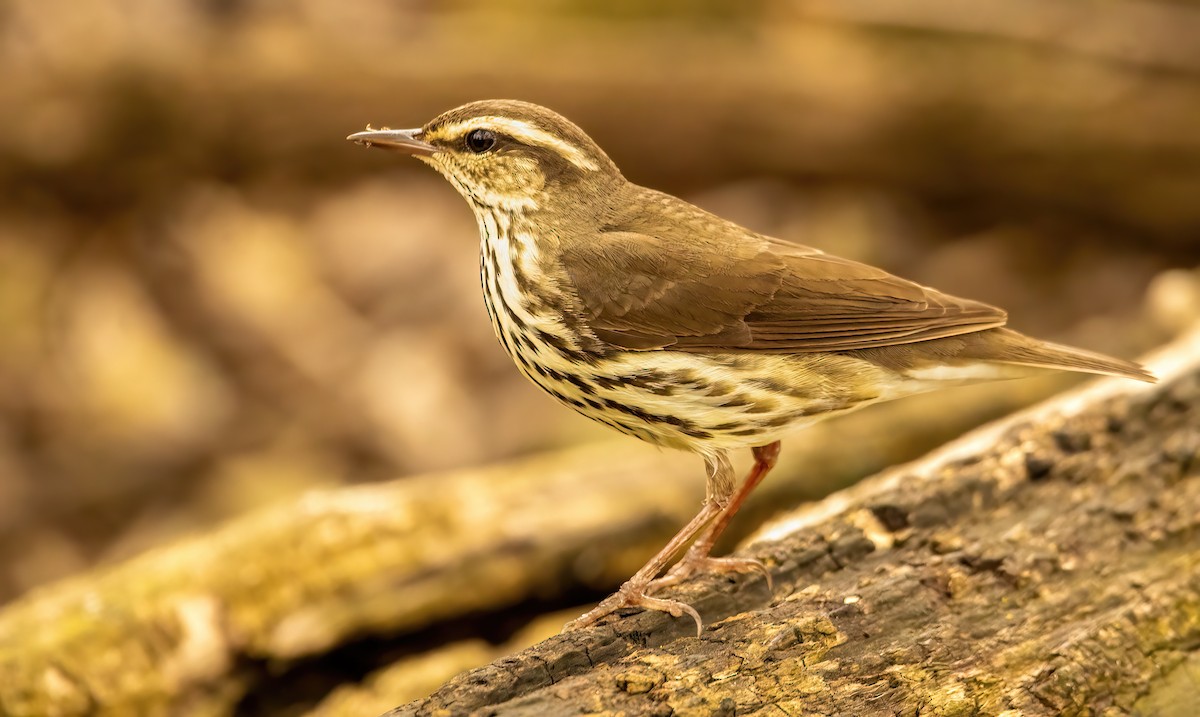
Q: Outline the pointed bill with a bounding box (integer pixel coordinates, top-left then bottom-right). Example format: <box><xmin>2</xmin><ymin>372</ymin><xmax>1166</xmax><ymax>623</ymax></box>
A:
<box><xmin>346</xmin><ymin>127</ymin><xmax>436</xmax><ymax>155</ymax></box>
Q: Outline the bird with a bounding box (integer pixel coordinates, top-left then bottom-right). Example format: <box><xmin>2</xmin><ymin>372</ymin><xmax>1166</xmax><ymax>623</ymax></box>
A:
<box><xmin>347</xmin><ymin>100</ymin><xmax>1154</xmax><ymax>635</ymax></box>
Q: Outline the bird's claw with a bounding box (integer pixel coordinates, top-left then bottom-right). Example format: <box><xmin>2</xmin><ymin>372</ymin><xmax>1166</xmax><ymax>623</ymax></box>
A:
<box><xmin>562</xmin><ymin>583</ymin><xmax>705</xmax><ymax>637</ymax></box>
<box><xmin>649</xmin><ymin>554</ymin><xmax>774</xmax><ymax>594</ymax></box>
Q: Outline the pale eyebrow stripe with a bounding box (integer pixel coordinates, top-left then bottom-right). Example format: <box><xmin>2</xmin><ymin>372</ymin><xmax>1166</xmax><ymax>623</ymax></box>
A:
<box><xmin>428</xmin><ymin>117</ymin><xmax>600</xmax><ymax>171</ymax></box>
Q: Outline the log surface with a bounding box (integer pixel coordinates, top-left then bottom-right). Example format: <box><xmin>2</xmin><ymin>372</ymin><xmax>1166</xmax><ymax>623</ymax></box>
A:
<box><xmin>0</xmin><ymin>371</ymin><xmax>1076</xmax><ymax>716</ymax></box>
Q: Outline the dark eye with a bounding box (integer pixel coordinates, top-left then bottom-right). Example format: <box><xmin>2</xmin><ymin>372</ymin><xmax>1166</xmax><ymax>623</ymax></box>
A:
<box><xmin>465</xmin><ymin>129</ymin><xmax>496</xmax><ymax>153</ymax></box>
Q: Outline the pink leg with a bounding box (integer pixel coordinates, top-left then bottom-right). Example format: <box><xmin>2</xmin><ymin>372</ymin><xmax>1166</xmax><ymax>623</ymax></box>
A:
<box><xmin>650</xmin><ymin>441</ymin><xmax>781</xmax><ymax>591</ymax></box>
<box><xmin>563</xmin><ymin>452</ymin><xmax>737</xmax><ymax>636</ymax></box>
<box><xmin>562</xmin><ymin>499</ymin><xmax>721</xmax><ymax>636</ymax></box>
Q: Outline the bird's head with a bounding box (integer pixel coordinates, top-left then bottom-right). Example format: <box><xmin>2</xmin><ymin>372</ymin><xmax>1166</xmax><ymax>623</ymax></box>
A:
<box><xmin>348</xmin><ymin>100</ymin><xmax>622</xmax><ymax>213</ymax></box>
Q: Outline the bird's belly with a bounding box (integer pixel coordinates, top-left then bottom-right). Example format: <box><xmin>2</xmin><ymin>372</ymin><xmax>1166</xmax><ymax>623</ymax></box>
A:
<box><xmin>509</xmin><ymin>348</ymin><xmax>899</xmax><ymax>450</ymax></box>
<box><xmin>481</xmin><ymin>268</ymin><xmax>900</xmax><ymax>449</ymax></box>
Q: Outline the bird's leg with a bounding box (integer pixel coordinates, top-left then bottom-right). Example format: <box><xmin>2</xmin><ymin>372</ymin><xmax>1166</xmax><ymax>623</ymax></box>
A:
<box><xmin>563</xmin><ymin>452</ymin><xmax>735</xmax><ymax>636</ymax></box>
<box><xmin>650</xmin><ymin>441</ymin><xmax>781</xmax><ymax>592</ymax></box>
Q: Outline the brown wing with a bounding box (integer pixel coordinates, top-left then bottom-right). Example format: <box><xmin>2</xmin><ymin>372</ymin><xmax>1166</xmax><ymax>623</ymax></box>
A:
<box><xmin>560</xmin><ymin>194</ymin><xmax>1007</xmax><ymax>353</ymax></box>
<box><xmin>561</xmin><ymin>229</ymin><xmax>787</xmax><ymax>349</ymax></box>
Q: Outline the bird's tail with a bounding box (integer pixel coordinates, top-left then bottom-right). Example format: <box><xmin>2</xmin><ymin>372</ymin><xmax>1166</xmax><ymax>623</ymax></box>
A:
<box><xmin>963</xmin><ymin>328</ymin><xmax>1156</xmax><ymax>383</ymax></box>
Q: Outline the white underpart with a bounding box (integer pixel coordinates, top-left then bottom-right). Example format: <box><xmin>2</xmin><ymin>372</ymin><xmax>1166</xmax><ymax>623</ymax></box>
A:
<box><xmin>479</xmin><ymin>191</ymin><xmax>539</xmax><ymax>214</ymax></box>
<box><xmin>906</xmin><ymin>363</ymin><xmax>1012</xmax><ymax>382</ymax></box>
<box><xmin>426</xmin><ymin>157</ymin><xmax>540</xmax><ymax>214</ymax></box>
<box><xmin>477</xmin><ymin>207</ymin><xmax>595</xmax><ymax>370</ymax></box>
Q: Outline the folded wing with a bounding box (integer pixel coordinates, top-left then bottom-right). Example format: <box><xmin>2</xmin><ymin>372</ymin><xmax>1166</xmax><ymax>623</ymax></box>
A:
<box><xmin>560</xmin><ymin>197</ymin><xmax>1007</xmax><ymax>353</ymax></box>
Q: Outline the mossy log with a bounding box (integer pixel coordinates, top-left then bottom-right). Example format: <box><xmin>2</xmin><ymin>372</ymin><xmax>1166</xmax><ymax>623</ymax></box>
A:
<box><xmin>2</xmin><ymin>367</ymin><xmax>1090</xmax><ymax>717</ymax></box>
<box><xmin>392</xmin><ymin>325</ymin><xmax>1200</xmax><ymax>717</ymax></box>
<box><xmin>0</xmin><ymin>360</ymin><xmax>1088</xmax><ymax>716</ymax></box>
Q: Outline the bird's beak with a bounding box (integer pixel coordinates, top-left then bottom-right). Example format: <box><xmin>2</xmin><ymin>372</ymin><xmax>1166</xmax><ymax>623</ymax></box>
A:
<box><xmin>346</xmin><ymin>127</ymin><xmax>436</xmax><ymax>156</ymax></box>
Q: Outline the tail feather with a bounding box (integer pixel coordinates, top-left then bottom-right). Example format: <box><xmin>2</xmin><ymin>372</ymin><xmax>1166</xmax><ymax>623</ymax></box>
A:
<box><xmin>964</xmin><ymin>328</ymin><xmax>1156</xmax><ymax>383</ymax></box>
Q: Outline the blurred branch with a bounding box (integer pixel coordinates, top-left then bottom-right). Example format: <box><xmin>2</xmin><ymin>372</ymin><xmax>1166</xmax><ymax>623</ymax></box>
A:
<box><xmin>806</xmin><ymin>0</ymin><xmax>1200</xmax><ymax>72</ymax></box>
<box><xmin>395</xmin><ymin>322</ymin><xmax>1200</xmax><ymax>717</ymax></box>
<box><xmin>4</xmin><ymin>1</ymin><xmax>1200</xmax><ymax>240</ymax></box>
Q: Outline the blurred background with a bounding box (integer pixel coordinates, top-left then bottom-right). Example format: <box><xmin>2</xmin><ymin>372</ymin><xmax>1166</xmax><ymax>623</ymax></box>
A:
<box><xmin>1</xmin><ymin>0</ymin><xmax>1198</xmax><ymax>616</ymax></box>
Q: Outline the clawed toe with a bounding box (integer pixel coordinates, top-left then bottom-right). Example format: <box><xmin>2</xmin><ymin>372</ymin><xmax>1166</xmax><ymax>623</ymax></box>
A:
<box><xmin>562</xmin><ymin>553</ymin><xmax>774</xmax><ymax>637</ymax></box>
<box><xmin>562</xmin><ymin>584</ymin><xmax>705</xmax><ymax>636</ymax></box>
<box><xmin>560</xmin><ymin>444</ymin><xmax>781</xmax><ymax>639</ymax></box>
<box><xmin>649</xmin><ymin>555</ymin><xmax>774</xmax><ymax>594</ymax></box>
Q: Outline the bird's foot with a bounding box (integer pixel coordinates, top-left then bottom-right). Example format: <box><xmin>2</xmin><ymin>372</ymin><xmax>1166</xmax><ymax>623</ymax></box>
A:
<box><xmin>563</xmin><ymin>580</ymin><xmax>704</xmax><ymax>636</ymax></box>
<box><xmin>649</xmin><ymin>553</ymin><xmax>774</xmax><ymax>594</ymax></box>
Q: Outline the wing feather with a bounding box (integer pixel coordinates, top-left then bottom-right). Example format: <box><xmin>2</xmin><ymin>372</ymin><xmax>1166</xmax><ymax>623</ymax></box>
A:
<box><xmin>559</xmin><ymin>190</ymin><xmax>1007</xmax><ymax>353</ymax></box>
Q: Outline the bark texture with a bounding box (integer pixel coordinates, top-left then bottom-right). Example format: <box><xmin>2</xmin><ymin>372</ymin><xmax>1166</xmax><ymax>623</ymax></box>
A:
<box><xmin>392</xmin><ymin>326</ymin><xmax>1200</xmax><ymax>717</ymax></box>
<box><xmin>0</xmin><ymin>369</ymin><xmax>1074</xmax><ymax>717</ymax></box>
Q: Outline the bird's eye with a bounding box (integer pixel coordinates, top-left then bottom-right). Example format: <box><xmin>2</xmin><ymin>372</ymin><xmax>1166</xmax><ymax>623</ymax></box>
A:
<box><xmin>465</xmin><ymin>129</ymin><xmax>497</xmax><ymax>154</ymax></box>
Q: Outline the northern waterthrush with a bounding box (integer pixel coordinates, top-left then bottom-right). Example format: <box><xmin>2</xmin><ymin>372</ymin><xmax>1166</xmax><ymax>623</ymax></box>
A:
<box><xmin>348</xmin><ymin>100</ymin><xmax>1154</xmax><ymax>634</ymax></box>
